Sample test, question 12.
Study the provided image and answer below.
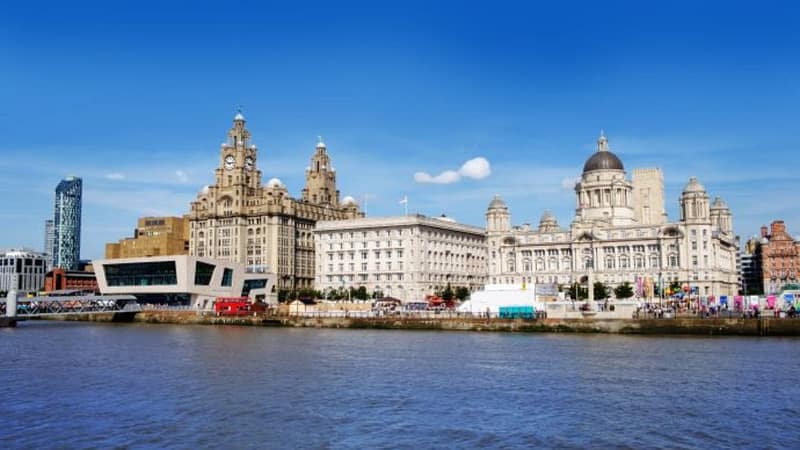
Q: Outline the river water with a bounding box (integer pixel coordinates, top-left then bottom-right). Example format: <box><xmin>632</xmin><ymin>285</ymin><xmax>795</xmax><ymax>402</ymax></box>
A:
<box><xmin>1</xmin><ymin>321</ymin><xmax>799</xmax><ymax>449</ymax></box>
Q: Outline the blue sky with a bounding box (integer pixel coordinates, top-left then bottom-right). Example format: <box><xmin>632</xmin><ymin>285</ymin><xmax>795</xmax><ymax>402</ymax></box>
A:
<box><xmin>1</xmin><ymin>0</ymin><xmax>799</xmax><ymax>259</ymax></box>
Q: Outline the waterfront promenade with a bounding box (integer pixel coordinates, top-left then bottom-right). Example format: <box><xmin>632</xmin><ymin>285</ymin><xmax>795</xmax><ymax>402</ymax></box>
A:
<box><xmin>44</xmin><ymin>308</ymin><xmax>800</xmax><ymax>336</ymax></box>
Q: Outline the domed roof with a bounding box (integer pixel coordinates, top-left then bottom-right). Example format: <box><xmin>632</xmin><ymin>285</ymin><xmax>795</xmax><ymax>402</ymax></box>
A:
<box><xmin>539</xmin><ymin>210</ymin><xmax>557</xmax><ymax>223</ymax></box>
<box><xmin>488</xmin><ymin>194</ymin><xmax>507</xmax><ymax>210</ymax></box>
<box><xmin>711</xmin><ymin>196</ymin><xmax>728</xmax><ymax>210</ymax></box>
<box><xmin>316</xmin><ymin>136</ymin><xmax>326</xmax><ymax>149</ymax></box>
<box><xmin>583</xmin><ymin>151</ymin><xmax>624</xmax><ymax>173</ymax></box>
<box><xmin>267</xmin><ymin>178</ymin><xmax>284</xmax><ymax>188</ymax></box>
<box><xmin>683</xmin><ymin>177</ymin><xmax>706</xmax><ymax>194</ymax></box>
<box><xmin>234</xmin><ymin>112</ymin><xmax>245</xmax><ymax>121</ymax></box>
<box><xmin>582</xmin><ymin>132</ymin><xmax>624</xmax><ymax>173</ymax></box>
<box><xmin>342</xmin><ymin>195</ymin><xmax>356</xmax><ymax>205</ymax></box>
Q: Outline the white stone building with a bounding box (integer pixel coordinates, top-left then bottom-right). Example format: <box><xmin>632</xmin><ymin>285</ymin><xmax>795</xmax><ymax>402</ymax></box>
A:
<box><xmin>0</xmin><ymin>249</ymin><xmax>48</xmax><ymax>294</ymax></box>
<box><xmin>486</xmin><ymin>133</ymin><xmax>739</xmax><ymax>298</ymax></box>
<box><xmin>314</xmin><ymin>215</ymin><xmax>488</xmax><ymax>302</ymax></box>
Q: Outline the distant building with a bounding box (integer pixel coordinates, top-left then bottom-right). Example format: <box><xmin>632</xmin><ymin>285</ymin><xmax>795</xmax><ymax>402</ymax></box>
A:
<box><xmin>93</xmin><ymin>255</ymin><xmax>276</xmax><ymax>309</ymax></box>
<box><xmin>43</xmin><ymin>219</ymin><xmax>55</xmax><ymax>270</ymax></box>
<box><xmin>314</xmin><ymin>215</ymin><xmax>488</xmax><ymax>302</ymax></box>
<box><xmin>755</xmin><ymin>221</ymin><xmax>800</xmax><ymax>294</ymax></box>
<box><xmin>486</xmin><ymin>133</ymin><xmax>739</xmax><ymax>298</ymax></box>
<box><xmin>106</xmin><ymin>216</ymin><xmax>189</xmax><ymax>259</ymax></box>
<box><xmin>53</xmin><ymin>176</ymin><xmax>82</xmax><ymax>270</ymax></box>
<box><xmin>740</xmin><ymin>250</ymin><xmax>761</xmax><ymax>295</ymax></box>
<box><xmin>0</xmin><ymin>249</ymin><xmax>48</xmax><ymax>294</ymax></box>
<box><xmin>188</xmin><ymin>112</ymin><xmax>363</xmax><ymax>292</ymax></box>
<box><xmin>44</xmin><ymin>268</ymin><xmax>97</xmax><ymax>293</ymax></box>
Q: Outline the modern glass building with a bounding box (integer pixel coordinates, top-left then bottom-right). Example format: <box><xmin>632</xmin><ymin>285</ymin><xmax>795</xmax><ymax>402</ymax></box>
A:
<box><xmin>53</xmin><ymin>176</ymin><xmax>82</xmax><ymax>270</ymax></box>
<box><xmin>93</xmin><ymin>255</ymin><xmax>276</xmax><ymax>308</ymax></box>
<box><xmin>43</xmin><ymin>219</ymin><xmax>55</xmax><ymax>270</ymax></box>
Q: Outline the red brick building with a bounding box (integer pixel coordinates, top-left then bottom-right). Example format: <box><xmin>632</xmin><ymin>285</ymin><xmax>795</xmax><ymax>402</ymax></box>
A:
<box><xmin>44</xmin><ymin>268</ymin><xmax>98</xmax><ymax>293</ymax></box>
<box><xmin>758</xmin><ymin>220</ymin><xmax>800</xmax><ymax>294</ymax></box>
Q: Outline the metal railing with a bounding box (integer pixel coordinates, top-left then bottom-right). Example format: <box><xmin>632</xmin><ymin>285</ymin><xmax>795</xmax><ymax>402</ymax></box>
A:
<box><xmin>1</xmin><ymin>297</ymin><xmax>141</xmax><ymax>317</ymax></box>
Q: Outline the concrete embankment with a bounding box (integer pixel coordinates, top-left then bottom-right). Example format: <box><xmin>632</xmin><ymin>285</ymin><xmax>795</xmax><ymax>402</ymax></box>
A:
<box><xmin>33</xmin><ymin>311</ymin><xmax>800</xmax><ymax>336</ymax></box>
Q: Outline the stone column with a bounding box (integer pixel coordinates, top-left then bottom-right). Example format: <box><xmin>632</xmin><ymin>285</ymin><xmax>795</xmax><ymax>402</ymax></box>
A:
<box><xmin>6</xmin><ymin>290</ymin><xmax>17</xmax><ymax>318</ymax></box>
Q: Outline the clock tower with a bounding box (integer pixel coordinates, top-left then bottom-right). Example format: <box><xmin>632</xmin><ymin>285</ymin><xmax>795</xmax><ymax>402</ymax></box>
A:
<box><xmin>215</xmin><ymin>110</ymin><xmax>260</xmax><ymax>190</ymax></box>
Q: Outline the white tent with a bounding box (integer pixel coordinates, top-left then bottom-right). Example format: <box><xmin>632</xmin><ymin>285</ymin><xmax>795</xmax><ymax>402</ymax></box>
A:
<box><xmin>457</xmin><ymin>284</ymin><xmax>538</xmax><ymax>314</ymax></box>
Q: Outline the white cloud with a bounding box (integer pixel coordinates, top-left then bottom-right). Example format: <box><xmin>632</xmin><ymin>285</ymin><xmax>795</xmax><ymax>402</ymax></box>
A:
<box><xmin>175</xmin><ymin>170</ymin><xmax>189</xmax><ymax>183</ymax></box>
<box><xmin>414</xmin><ymin>170</ymin><xmax>461</xmax><ymax>184</ymax></box>
<box><xmin>105</xmin><ymin>172</ymin><xmax>125</xmax><ymax>180</ymax></box>
<box><xmin>415</xmin><ymin>157</ymin><xmax>492</xmax><ymax>184</ymax></box>
<box><xmin>459</xmin><ymin>157</ymin><xmax>491</xmax><ymax>179</ymax></box>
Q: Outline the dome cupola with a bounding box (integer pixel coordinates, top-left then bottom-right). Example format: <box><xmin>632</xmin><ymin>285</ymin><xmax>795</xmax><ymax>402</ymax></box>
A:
<box><xmin>582</xmin><ymin>131</ymin><xmax>624</xmax><ymax>173</ymax></box>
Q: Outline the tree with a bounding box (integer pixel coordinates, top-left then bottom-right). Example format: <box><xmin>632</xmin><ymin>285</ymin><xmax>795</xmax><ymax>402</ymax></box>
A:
<box><xmin>614</xmin><ymin>282</ymin><xmax>634</xmax><ymax>299</ymax></box>
<box><xmin>442</xmin><ymin>283</ymin><xmax>454</xmax><ymax>301</ymax></box>
<box><xmin>351</xmin><ymin>286</ymin><xmax>368</xmax><ymax>300</ymax></box>
<box><xmin>278</xmin><ymin>289</ymin><xmax>290</xmax><ymax>303</ymax></box>
<box><xmin>593</xmin><ymin>281</ymin><xmax>609</xmax><ymax>300</ymax></box>
<box><xmin>568</xmin><ymin>282</ymin><xmax>587</xmax><ymax>300</ymax></box>
<box><xmin>455</xmin><ymin>286</ymin><xmax>470</xmax><ymax>301</ymax></box>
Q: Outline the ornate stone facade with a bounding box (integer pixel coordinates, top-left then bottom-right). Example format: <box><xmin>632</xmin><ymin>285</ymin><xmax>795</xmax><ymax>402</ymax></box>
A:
<box><xmin>188</xmin><ymin>112</ymin><xmax>363</xmax><ymax>290</ymax></box>
<box><xmin>486</xmin><ymin>133</ymin><xmax>739</xmax><ymax>298</ymax></box>
<box><xmin>756</xmin><ymin>220</ymin><xmax>800</xmax><ymax>294</ymax></box>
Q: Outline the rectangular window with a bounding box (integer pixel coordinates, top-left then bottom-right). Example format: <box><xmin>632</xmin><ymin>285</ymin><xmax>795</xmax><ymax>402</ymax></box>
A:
<box><xmin>195</xmin><ymin>261</ymin><xmax>216</xmax><ymax>285</ymax></box>
<box><xmin>104</xmin><ymin>261</ymin><xmax>178</xmax><ymax>286</ymax></box>
<box><xmin>221</xmin><ymin>268</ymin><xmax>234</xmax><ymax>287</ymax></box>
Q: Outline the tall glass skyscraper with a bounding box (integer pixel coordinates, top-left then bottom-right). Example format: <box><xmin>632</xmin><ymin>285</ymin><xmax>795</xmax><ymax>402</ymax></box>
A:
<box><xmin>43</xmin><ymin>219</ymin><xmax>55</xmax><ymax>270</ymax></box>
<box><xmin>53</xmin><ymin>176</ymin><xmax>82</xmax><ymax>270</ymax></box>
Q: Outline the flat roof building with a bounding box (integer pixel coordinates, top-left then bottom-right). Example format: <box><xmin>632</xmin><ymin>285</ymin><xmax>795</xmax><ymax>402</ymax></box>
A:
<box><xmin>314</xmin><ymin>215</ymin><xmax>488</xmax><ymax>303</ymax></box>
<box><xmin>92</xmin><ymin>255</ymin><xmax>276</xmax><ymax>309</ymax></box>
<box><xmin>0</xmin><ymin>249</ymin><xmax>48</xmax><ymax>295</ymax></box>
<box><xmin>106</xmin><ymin>216</ymin><xmax>189</xmax><ymax>259</ymax></box>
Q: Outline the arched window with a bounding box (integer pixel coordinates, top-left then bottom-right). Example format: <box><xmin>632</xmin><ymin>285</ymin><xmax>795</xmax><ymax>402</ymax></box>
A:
<box><xmin>605</xmin><ymin>256</ymin><xmax>615</xmax><ymax>269</ymax></box>
<box><xmin>634</xmin><ymin>255</ymin><xmax>644</xmax><ymax>268</ymax></box>
<box><xmin>507</xmin><ymin>260</ymin><xmax>516</xmax><ymax>272</ymax></box>
<box><xmin>650</xmin><ymin>255</ymin><xmax>659</xmax><ymax>268</ymax></box>
<box><xmin>523</xmin><ymin>259</ymin><xmax>532</xmax><ymax>272</ymax></box>
<box><xmin>549</xmin><ymin>257</ymin><xmax>558</xmax><ymax>271</ymax></box>
<box><xmin>536</xmin><ymin>259</ymin><xmax>545</xmax><ymax>271</ymax></box>
<box><xmin>619</xmin><ymin>256</ymin><xmax>629</xmax><ymax>269</ymax></box>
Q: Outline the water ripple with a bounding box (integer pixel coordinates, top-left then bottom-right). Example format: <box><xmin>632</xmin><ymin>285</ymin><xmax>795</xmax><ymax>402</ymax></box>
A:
<box><xmin>1</xmin><ymin>322</ymin><xmax>799</xmax><ymax>449</ymax></box>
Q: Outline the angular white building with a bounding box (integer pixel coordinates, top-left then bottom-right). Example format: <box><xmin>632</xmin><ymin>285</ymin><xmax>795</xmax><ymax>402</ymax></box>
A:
<box><xmin>93</xmin><ymin>255</ymin><xmax>276</xmax><ymax>309</ymax></box>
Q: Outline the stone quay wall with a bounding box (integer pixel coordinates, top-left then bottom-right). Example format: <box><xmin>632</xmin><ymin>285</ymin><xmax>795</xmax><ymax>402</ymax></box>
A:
<box><xmin>37</xmin><ymin>311</ymin><xmax>800</xmax><ymax>336</ymax></box>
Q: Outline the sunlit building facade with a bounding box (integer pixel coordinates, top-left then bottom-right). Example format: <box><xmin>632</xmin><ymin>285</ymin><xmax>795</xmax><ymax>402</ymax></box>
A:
<box><xmin>188</xmin><ymin>112</ymin><xmax>363</xmax><ymax>291</ymax></box>
<box><xmin>486</xmin><ymin>133</ymin><xmax>739</xmax><ymax>298</ymax></box>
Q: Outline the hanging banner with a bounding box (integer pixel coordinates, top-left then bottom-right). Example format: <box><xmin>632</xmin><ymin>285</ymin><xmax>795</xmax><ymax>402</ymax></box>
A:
<box><xmin>767</xmin><ymin>295</ymin><xmax>777</xmax><ymax>309</ymax></box>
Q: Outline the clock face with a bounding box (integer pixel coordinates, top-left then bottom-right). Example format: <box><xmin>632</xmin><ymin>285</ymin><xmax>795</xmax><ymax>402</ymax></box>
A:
<box><xmin>224</xmin><ymin>155</ymin><xmax>235</xmax><ymax>170</ymax></box>
<box><xmin>245</xmin><ymin>156</ymin><xmax>254</xmax><ymax>171</ymax></box>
